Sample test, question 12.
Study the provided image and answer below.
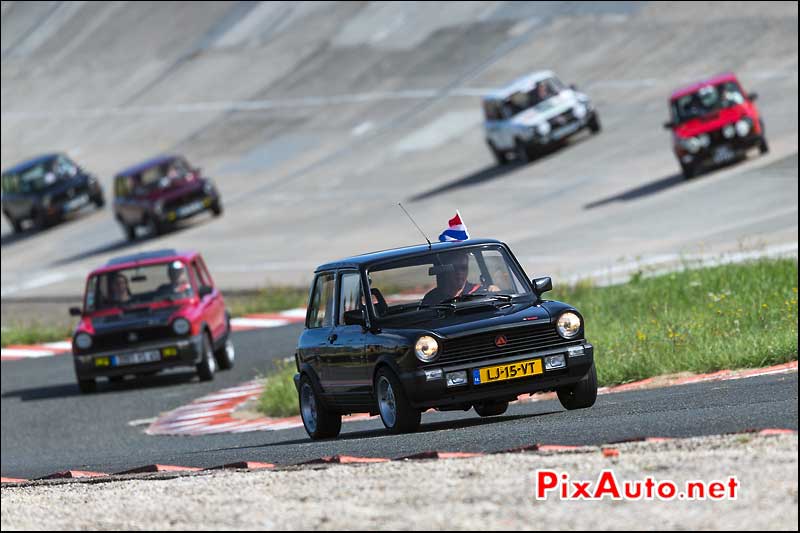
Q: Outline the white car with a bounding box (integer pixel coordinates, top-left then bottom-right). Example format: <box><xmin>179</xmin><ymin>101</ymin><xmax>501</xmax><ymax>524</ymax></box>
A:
<box><xmin>482</xmin><ymin>70</ymin><xmax>600</xmax><ymax>165</ymax></box>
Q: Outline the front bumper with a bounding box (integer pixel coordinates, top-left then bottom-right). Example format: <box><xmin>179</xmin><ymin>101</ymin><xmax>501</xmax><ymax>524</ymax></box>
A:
<box><xmin>73</xmin><ymin>333</ymin><xmax>203</xmax><ymax>379</ymax></box>
<box><xmin>399</xmin><ymin>342</ymin><xmax>594</xmax><ymax>409</ymax></box>
<box><xmin>160</xmin><ymin>194</ymin><xmax>219</xmax><ymax>224</ymax></box>
<box><xmin>523</xmin><ymin>111</ymin><xmax>596</xmax><ymax>148</ymax></box>
<box><xmin>46</xmin><ymin>181</ymin><xmax>101</xmax><ymax>218</ymax></box>
<box><xmin>677</xmin><ymin>133</ymin><xmax>762</xmax><ymax>167</ymax></box>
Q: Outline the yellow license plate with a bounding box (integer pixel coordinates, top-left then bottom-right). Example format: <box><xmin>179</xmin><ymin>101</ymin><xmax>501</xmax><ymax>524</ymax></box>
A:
<box><xmin>161</xmin><ymin>347</ymin><xmax>177</xmax><ymax>357</ymax></box>
<box><xmin>473</xmin><ymin>358</ymin><xmax>543</xmax><ymax>385</ymax></box>
<box><xmin>95</xmin><ymin>357</ymin><xmax>110</xmax><ymax>367</ymax></box>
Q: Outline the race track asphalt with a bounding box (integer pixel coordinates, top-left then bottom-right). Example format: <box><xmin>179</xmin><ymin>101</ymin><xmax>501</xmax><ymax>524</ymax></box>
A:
<box><xmin>2</xmin><ymin>324</ymin><xmax>796</xmax><ymax>480</ymax></box>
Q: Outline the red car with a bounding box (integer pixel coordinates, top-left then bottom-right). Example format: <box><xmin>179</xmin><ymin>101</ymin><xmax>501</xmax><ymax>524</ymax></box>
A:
<box><xmin>69</xmin><ymin>249</ymin><xmax>234</xmax><ymax>393</ymax></box>
<box><xmin>664</xmin><ymin>73</ymin><xmax>768</xmax><ymax>179</ymax></box>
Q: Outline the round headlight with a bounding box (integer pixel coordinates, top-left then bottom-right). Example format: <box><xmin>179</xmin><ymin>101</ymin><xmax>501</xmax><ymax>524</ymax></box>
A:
<box><xmin>414</xmin><ymin>335</ymin><xmax>439</xmax><ymax>362</ymax></box>
<box><xmin>735</xmin><ymin>119</ymin><xmax>751</xmax><ymax>137</ymax></box>
<box><xmin>556</xmin><ymin>312</ymin><xmax>582</xmax><ymax>339</ymax></box>
<box><xmin>683</xmin><ymin>137</ymin><xmax>701</xmax><ymax>153</ymax></box>
<box><xmin>536</xmin><ymin>121</ymin><xmax>551</xmax><ymax>136</ymax></box>
<box><xmin>697</xmin><ymin>133</ymin><xmax>710</xmax><ymax>147</ymax></box>
<box><xmin>722</xmin><ymin>125</ymin><xmax>736</xmax><ymax>139</ymax></box>
<box><xmin>573</xmin><ymin>103</ymin><xmax>587</xmax><ymax>119</ymax></box>
<box><xmin>172</xmin><ymin>318</ymin><xmax>191</xmax><ymax>335</ymax></box>
<box><xmin>153</xmin><ymin>200</ymin><xmax>164</xmax><ymax>216</ymax></box>
<box><xmin>75</xmin><ymin>333</ymin><xmax>92</xmax><ymax>350</ymax></box>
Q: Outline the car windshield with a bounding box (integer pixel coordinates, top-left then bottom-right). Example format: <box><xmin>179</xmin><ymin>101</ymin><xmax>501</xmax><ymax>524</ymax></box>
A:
<box><xmin>366</xmin><ymin>245</ymin><xmax>532</xmax><ymax>320</ymax></box>
<box><xmin>487</xmin><ymin>77</ymin><xmax>564</xmax><ymax>120</ymax></box>
<box><xmin>136</xmin><ymin>159</ymin><xmax>191</xmax><ymax>193</ymax></box>
<box><xmin>1</xmin><ymin>156</ymin><xmax>77</xmax><ymax>194</ymax></box>
<box><xmin>85</xmin><ymin>261</ymin><xmax>194</xmax><ymax>311</ymax></box>
<box><xmin>672</xmin><ymin>81</ymin><xmax>746</xmax><ymax>123</ymax></box>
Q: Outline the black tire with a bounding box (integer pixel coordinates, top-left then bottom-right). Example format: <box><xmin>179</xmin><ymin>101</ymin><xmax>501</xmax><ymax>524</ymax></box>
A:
<box><xmin>211</xmin><ymin>200</ymin><xmax>223</xmax><ymax>217</ymax></box>
<box><xmin>588</xmin><ymin>113</ymin><xmax>601</xmax><ymax>134</ymax></box>
<box><xmin>78</xmin><ymin>378</ymin><xmax>96</xmax><ymax>394</ymax></box>
<box><xmin>488</xmin><ymin>141</ymin><xmax>509</xmax><ymax>166</ymax></box>
<box><xmin>374</xmin><ymin>367</ymin><xmax>421</xmax><ymax>434</ymax></box>
<box><xmin>557</xmin><ymin>363</ymin><xmax>598</xmax><ymax>410</ymax></box>
<box><xmin>214</xmin><ymin>338</ymin><xmax>235</xmax><ymax>370</ymax></box>
<box><xmin>681</xmin><ymin>162</ymin><xmax>697</xmax><ymax>180</ymax></box>
<box><xmin>33</xmin><ymin>209</ymin><xmax>51</xmax><ymax>230</ymax></box>
<box><xmin>515</xmin><ymin>139</ymin><xmax>533</xmax><ymax>164</ymax></box>
<box><xmin>123</xmin><ymin>224</ymin><xmax>136</xmax><ymax>241</ymax></box>
<box><xmin>10</xmin><ymin>217</ymin><xmax>23</xmax><ymax>234</ymax></box>
<box><xmin>146</xmin><ymin>216</ymin><xmax>167</xmax><ymax>237</ymax></box>
<box><xmin>474</xmin><ymin>400</ymin><xmax>509</xmax><ymax>417</ymax></box>
<box><xmin>93</xmin><ymin>194</ymin><xmax>105</xmax><ymax>208</ymax></box>
<box><xmin>299</xmin><ymin>374</ymin><xmax>342</xmax><ymax>439</ymax></box>
<box><xmin>196</xmin><ymin>333</ymin><xmax>216</xmax><ymax>381</ymax></box>
<box><xmin>759</xmin><ymin>136</ymin><xmax>769</xmax><ymax>155</ymax></box>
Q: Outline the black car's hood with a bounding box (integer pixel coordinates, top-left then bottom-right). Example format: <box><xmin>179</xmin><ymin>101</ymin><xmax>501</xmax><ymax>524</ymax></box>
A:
<box><xmin>41</xmin><ymin>174</ymin><xmax>89</xmax><ymax>195</ymax></box>
<box><xmin>377</xmin><ymin>299</ymin><xmax>554</xmax><ymax>338</ymax></box>
<box><xmin>92</xmin><ymin>305</ymin><xmax>180</xmax><ymax>333</ymax></box>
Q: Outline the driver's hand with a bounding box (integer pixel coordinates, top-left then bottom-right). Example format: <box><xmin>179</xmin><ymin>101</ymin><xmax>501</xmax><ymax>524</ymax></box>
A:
<box><xmin>487</xmin><ymin>284</ymin><xmax>501</xmax><ymax>292</ymax></box>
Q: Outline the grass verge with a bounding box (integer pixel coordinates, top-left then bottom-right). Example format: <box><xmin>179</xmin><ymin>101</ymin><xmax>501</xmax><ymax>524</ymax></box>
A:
<box><xmin>1</xmin><ymin>323</ymin><xmax>72</xmax><ymax>348</ymax></box>
<box><xmin>226</xmin><ymin>286</ymin><xmax>309</xmax><ymax>317</ymax></box>
<box><xmin>257</xmin><ymin>258</ymin><xmax>798</xmax><ymax>417</ymax></box>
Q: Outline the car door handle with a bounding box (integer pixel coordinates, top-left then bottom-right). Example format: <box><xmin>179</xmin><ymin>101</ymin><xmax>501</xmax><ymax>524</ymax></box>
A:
<box><xmin>328</xmin><ymin>333</ymin><xmax>338</xmax><ymax>343</ymax></box>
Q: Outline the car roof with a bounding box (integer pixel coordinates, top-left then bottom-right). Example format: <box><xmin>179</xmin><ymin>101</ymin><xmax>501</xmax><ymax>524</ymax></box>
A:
<box><xmin>115</xmin><ymin>155</ymin><xmax>179</xmax><ymax>178</ymax></box>
<box><xmin>2</xmin><ymin>153</ymin><xmax>61</xmax><ymax>175</ymax></box>
<box><xmin>670</xmin><ymin>72</ymin><xmax>740</xmax><ymax>101</ymax></box>
<box><xmin>482</xmin><ymin>70</ymin><xmax>555</xmax><ymax>101</ymax></box>
<box><xmin>90</xmin><ymin>249</ymin><xmax>199</xmax><ymax>275</ymax></box>
<box><xmin>315</xmin><ymin>238</ymin><xmax>506</xmax><ymax>272</ymax></box>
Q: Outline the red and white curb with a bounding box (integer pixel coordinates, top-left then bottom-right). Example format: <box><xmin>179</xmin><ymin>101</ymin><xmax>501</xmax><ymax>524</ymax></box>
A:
<box><xmin>2</xmin><ymin>428</ymin><xmax>796</xmax><ymax>486</ymax></box>
<box><xmin>146</xmin><ymin>361</ymin><xmax>798</xmax><ymax>436</ymax></box>
<box><xmin>0</xmin><ymin>308</ymin><xmax>306</xmax><ymax>361</ymax></box>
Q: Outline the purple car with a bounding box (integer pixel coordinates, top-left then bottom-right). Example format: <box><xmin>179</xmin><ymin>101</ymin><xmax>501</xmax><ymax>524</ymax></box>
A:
<box><xmin>113</xmin><ymin>155</ymin><xmax>222</xmax><ymax>240</ymax></box>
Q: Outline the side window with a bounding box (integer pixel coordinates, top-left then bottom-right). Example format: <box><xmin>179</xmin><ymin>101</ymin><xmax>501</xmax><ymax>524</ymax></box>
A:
<box><xmin>85</xmin><ymin>277</ymin><xmax>98</xmax><ymax>312</ymax></box>
<box><xmin>115</xmin><ymin>176</ymin><xmax>132</xmax><ymax>198</ymax></box>
<box><xmin>307</xmin><ymin>272</ymin><xmax>335</xmax><ymax>329</ymax></box>
<box><xmin>338</xmin><ymin>271</ymin><xmax>363</xmax><ymax>326</ymax></box>
<box><xmin>195</xmin><ymin>257</ymin><xmax>214</xmax><ymax>288</ymax></box>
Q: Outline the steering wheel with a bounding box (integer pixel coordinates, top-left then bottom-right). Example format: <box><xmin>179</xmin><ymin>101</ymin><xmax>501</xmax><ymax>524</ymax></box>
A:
<box><xmin>370</xmin><ymin>288</ymin><xmax>389</xmax><ymax>317</ymax></box>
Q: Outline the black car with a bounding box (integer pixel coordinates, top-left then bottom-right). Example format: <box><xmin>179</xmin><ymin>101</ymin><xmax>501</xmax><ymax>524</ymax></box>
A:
<box><xmin>1</xmin><ymin>153</ymin><xmax>104</xmax><ymax>232</ymax></box>
<box><xmin>294</xmin><ymin>239</ymin><xmax>597</xmax><ymax>439</ymax></box>
<box><xmin>113</xmin><ymin>155</ymin><xmax>222</xmax><ymax>241</ymax></box>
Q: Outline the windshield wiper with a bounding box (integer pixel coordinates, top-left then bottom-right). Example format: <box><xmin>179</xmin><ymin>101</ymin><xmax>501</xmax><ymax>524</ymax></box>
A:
<box><xmin>439</xmin><ymin>293</ymin><xmax>513</xmax><ymax>305</ymax></box>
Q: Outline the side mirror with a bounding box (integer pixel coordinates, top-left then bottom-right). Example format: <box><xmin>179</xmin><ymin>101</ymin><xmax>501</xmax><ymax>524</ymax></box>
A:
<box><xmin>343</xmin><ymin>308</ymin><xmax>367</xmax><ymax>328</ymax></box>
<box><xmin>748</xmin><ymin>92</ymin><xmax>758</xmax><ymax>101</ymax></box>
<box><xmin>198</xmin><ymin>285</ymin><xmax>213</xmax><ymax>298</ymax></box>
<box><xmin>663</xmin><ymin>120</ymin><xmax>674</xmax><ymax>130</ymax></box>
<box><xmin>532</xmin><ymin>277</ymin><xmax>552</xmax><ymax>295</ymax></box>
<box><xmin>69</xmin><ymin>307</ymin><xmax>82</xmax><ymax>317</ymax></box>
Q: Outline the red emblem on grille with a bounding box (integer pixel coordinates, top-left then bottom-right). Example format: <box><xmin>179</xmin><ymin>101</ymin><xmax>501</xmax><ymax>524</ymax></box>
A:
<box><xmin>495</xmin><ymin>335</ymin><xmax>508</xmax><ymax>347</ymax></box>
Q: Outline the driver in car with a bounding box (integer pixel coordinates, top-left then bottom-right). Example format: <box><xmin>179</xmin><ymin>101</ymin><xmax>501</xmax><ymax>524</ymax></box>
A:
<box><xmin>157</xmin><ymin>261</ymin><xmax>192</xmax><ymax>298</ymax></box>
<box><xmin>421</xmin><ymin>251</ymin><xmax>500</xmax><ymax>306</ymax></box>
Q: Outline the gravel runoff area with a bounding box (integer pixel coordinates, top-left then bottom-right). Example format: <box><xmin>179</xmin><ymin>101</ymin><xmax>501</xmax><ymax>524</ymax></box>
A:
<box><xmin>2</xmin><ymin>433</ymin><xmax>797</xmax><ymax>530</ymax></box>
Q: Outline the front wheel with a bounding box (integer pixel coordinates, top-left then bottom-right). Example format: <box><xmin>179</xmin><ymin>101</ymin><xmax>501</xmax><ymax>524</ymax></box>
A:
<box><xmin>92</xmin><ymin>194</ymin><xmax>105</xmax><ymax>208</ymax></box>
<box><xmin>515</xmin><ymin>139</ymin><xmax>533</xmax><ymax>164</ymax></box>
<box><xmin>681</xmin><ymin>161</ymin><xmax>697</xmax><ymax>180</ymax></box>
<box><xmin>488</xmin><ymin>141</ymin><xmax>509</xmax><ymax>166</ymax></box>
<box><xmin>759</xmin><ymin>136</ymin><xmax>769</xmax><ymax>155</ymax></box>
<box><xmin>214</xmin><ymin>338</ymin><xmax>235</xmax><ymax>370</ymax></box>
<box><xmin>77</xmin><ymin>378</ymin><xmax>96</xmax><ymax>394</ymax></box>
<box><xmin>196</xmin><ymin>333</ymin><xmax>216</xmax><ymax>381</ymax></box>
<box><xmin>211</xmin><ymin>200</ymin><xmax>223</xmax><ymax>217</ymax></box>
<box><xmin>299</xmin><ymin>374</ymin><xmax>342</xmax><ymax>439</ymax></box>
<box><xmin>10</xmin><ymin>217</ymin><xmax>23</xmax><ymax>233</ymax></box>
<box><xmin>557</xmin><ymin>363</ymin><xmax>598</xmax><ymax>410</ymax></box>
<box><xmin>375</xmin><ymin>368</ymin><xmax>420</xmax><ymax>434</ymax></box>
<box><xmin>123</xmin><ymin>224</ymin><xmax>136</xmax><ymax>241</ymax></box>
<box><xmin>588</xmin><ymin>113</ymin><xmax>601</xmax><ymax>134</ymax></box>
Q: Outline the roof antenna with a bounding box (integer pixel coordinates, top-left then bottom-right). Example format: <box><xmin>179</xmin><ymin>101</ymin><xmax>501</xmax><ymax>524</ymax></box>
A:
<box><xmin>398</xmin><ymin>202</ymin><xmax>432</xmax><ymax>249</ymax></box>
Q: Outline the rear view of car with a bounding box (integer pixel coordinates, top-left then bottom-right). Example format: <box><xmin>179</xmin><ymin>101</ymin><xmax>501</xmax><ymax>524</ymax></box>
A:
<box><xmin>664</xmin><ymin>73</ymin><xmax>768</xmax><ymax>179</ymax></box>
<box><xmin>483</xmin><ymin>70</ymin><xmax>600</xmax><ymax>165</ymax></box>
<box><xmin>112</xmin><ymin>155</ymin><xmax>222</xmax><ymax>240</ymax></box>
<box><xmin>1</xmin><ymin>153</ymin><xmax>104</xmax><ymax>233</ymax></box>
<box><xmin>70</xmin><ymin>249</ymin><xmax>234</xmax><ymax>393</ymax></box>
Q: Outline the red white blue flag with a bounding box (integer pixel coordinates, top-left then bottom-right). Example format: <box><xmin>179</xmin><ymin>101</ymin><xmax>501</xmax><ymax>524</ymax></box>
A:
<box><xmin>438</xmin><ymin>211</ymin><xmax>470</xmax><ymax>242</ymax></box>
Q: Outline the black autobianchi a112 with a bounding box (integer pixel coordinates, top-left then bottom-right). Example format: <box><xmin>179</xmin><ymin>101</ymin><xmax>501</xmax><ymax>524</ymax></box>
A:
<box><xmin>294</xmin><ymin>239</ymin><xmax>596</xmax><ymax>439</ymax></box>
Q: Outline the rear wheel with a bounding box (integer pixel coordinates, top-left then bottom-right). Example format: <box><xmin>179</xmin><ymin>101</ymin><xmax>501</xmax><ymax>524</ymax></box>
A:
<box><xmin>92</xmin><ymin>194</ymin><xmax>105</xmax><ymax>208</ymax></box>
<box><xmin>557</xmin><ymin>363</ymin><xmax>598</xmax><ymax>410</ymax></box>
<box><xmin>214</xmin><ymin>338</ymin><xmax>235</xmax><ymax>370</ymax></box>
<box><xmin>515</xmin><ymin>139</ymin><xmax>533</xmax><ymax>164</ymax></box>
<box><xmin>196</xmin><ymin>333</ymin><xmax>216</xmax><ymax>381</ymax></box>
<box><xmin>34</xmin><ymin>209</ymin><xmax>52</xmax><ymax>230</ymax></box>
<box><xmin>77</xmin><ymin>378</ymin><xmax>96</xmax><ymax>394</ymax></box>
<box><xmin>10</xmin><ymin>217</ymin><xmax>23</xmax><ymax>233</ymax></box>
<box><xmin>474</xmin><ymin>400</ymin><xmax>509</xmax><ymax>417</ymax></box>
<box><xmin>299</xmin><ymin>374</ymin><xmax>342</xmax><ymax>439</ymax></box>
<box><xmin>123</xmin><ymin>224</ymin><xmax>136</xmax><ymax>241</ymax></box>
<box><xmin>375</xmin><ymin>368</ymin><xmax>420</xmax><ymax>434</ymax></box>
<box><xmin>211</xmin><ymin>200</ymin><xmax>223</xmax><ymax>217</ymax></box>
